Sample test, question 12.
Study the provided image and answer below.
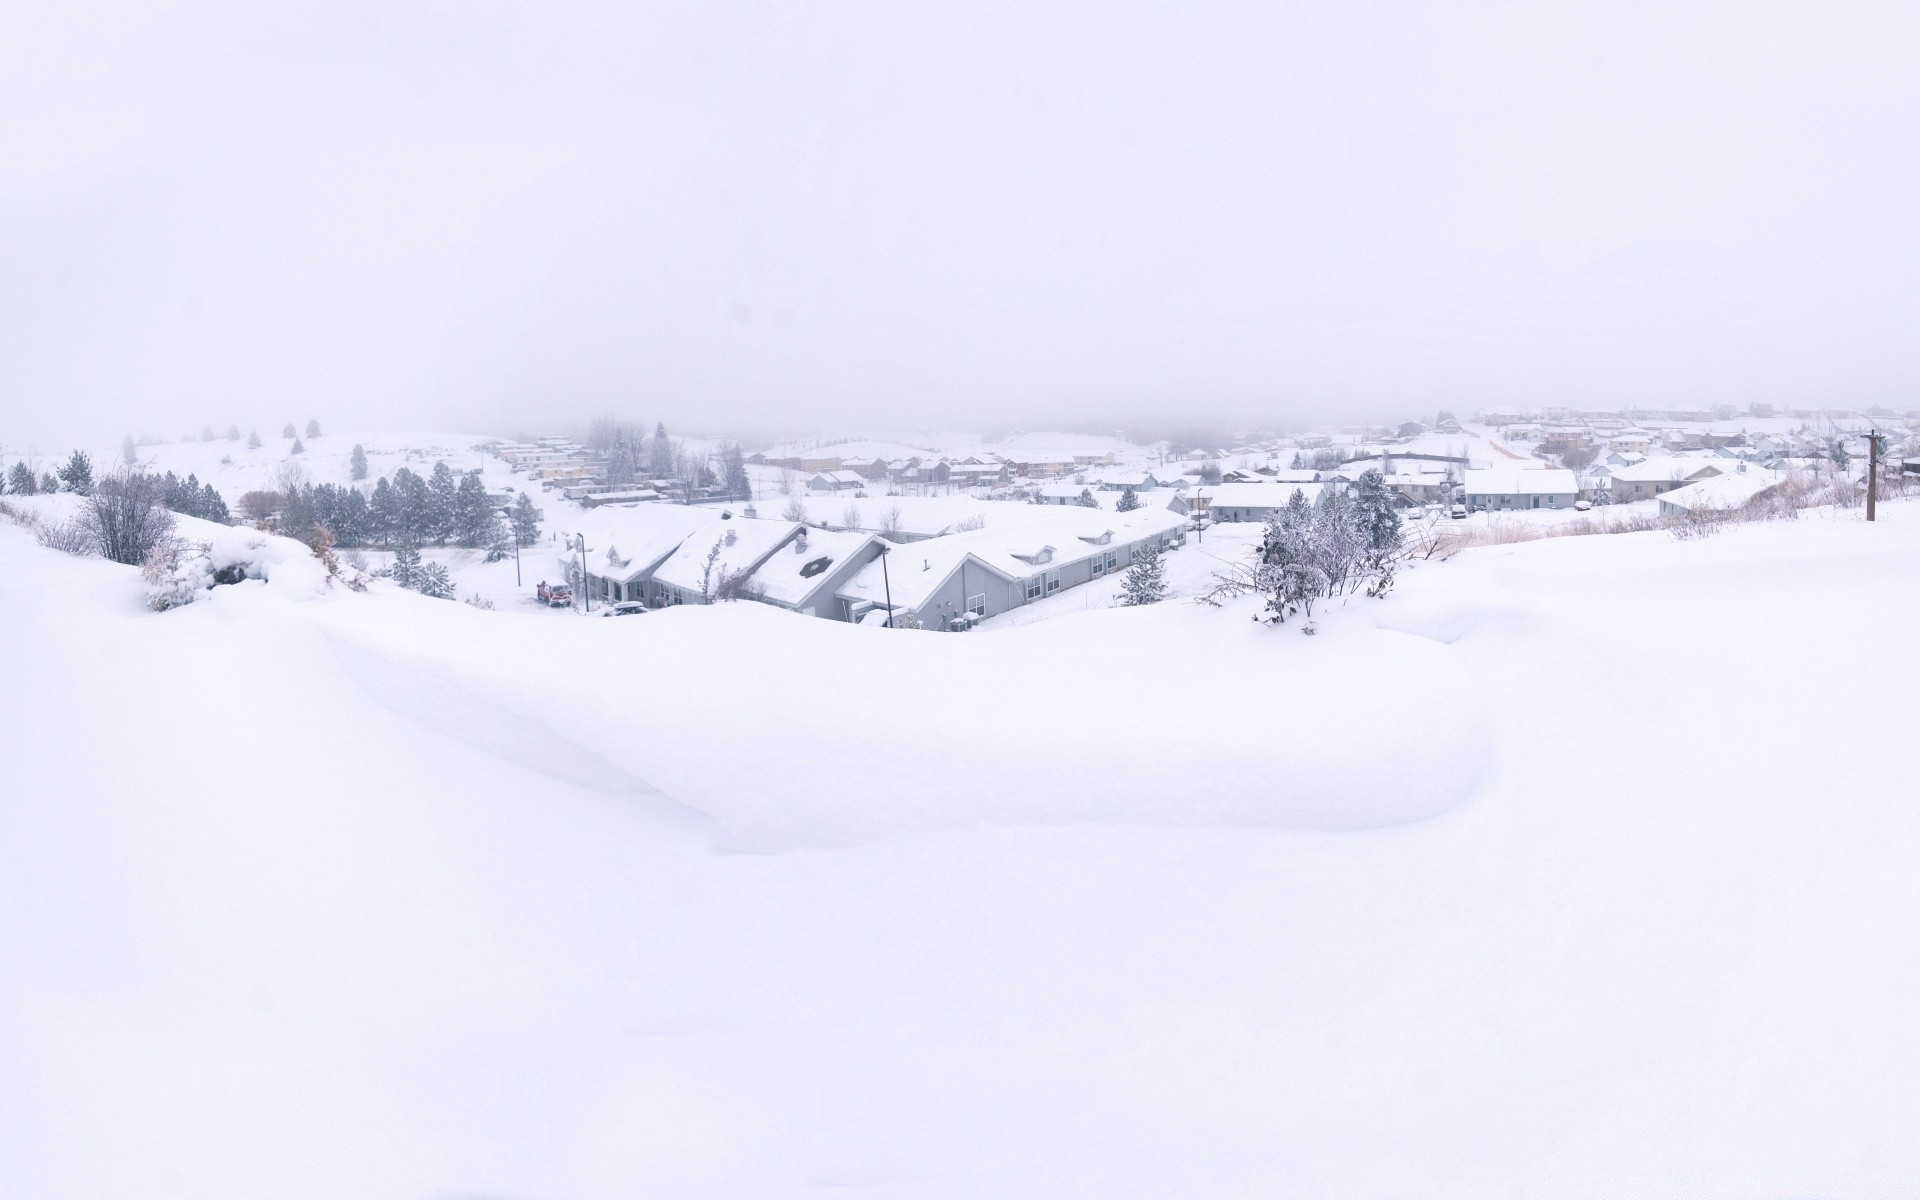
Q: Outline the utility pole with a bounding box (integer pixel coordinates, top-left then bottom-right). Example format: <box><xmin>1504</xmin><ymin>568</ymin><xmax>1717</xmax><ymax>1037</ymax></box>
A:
<box><xmin>1866</xmin><ymin>430</ymin><xmax>1884</xmax><ymax>522</ymax></box>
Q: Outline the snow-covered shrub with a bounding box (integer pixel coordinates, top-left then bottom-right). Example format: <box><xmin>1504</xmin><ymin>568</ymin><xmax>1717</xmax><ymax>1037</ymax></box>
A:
<box><xmin>463</xmin><ymin>593</ymin><xmax>496</xmax><ymax>611</ymax></box>
<box><xmin>1202</xmin><ymin>475</ymin><xmax>1405</xmax><ymax>628</ymax></box>
<box><xmin>36</xmin><ymin>517</ymin><xmax>96</xmax><ymax>556</ymax></box>
<box><xmin>83</xmin><ymin>470</ymin><xmax>177</xmax><ymax>564</ymax></box>
<box><xmin>142</xmin><ymin>539</ymin><xmax>214</xmax><ymax>611</ymax></box>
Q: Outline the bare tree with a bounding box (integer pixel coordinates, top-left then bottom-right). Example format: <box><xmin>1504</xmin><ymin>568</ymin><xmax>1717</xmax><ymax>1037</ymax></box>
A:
<box><xmin>783</xmin><ymin>495</ymin><xmax>809</xmax><ymax>523</ymax></box>
<box><xmin>841</xmin><ymin>502</ymin><xmax>863</xmax><ymax>531</ymax></box>
<box><xmin>83</xmin><ymin>470</ymin><xmax>177</xmax><ymax>565</ymax></box>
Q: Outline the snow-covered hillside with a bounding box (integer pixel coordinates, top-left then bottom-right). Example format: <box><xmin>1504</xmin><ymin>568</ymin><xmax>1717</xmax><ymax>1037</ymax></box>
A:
<box><xmin>3</xmin><ymin>500</ymin><xmax>1918</xmax><ymax>1196</ymax></box>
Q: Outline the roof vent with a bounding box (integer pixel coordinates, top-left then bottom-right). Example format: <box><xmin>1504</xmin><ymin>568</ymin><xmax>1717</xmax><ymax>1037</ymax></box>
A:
<box><xmin>724</xmin><ymin>528</ymin><xmax>737</xmax><ymax>545</ymax></box>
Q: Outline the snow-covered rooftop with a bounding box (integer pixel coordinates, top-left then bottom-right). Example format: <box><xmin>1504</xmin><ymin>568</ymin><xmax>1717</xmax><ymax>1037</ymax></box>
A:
<box><xmin>1462</xmin><ymin>468</ymin><xmax>1579</xmax><ymax>496</ymax></box>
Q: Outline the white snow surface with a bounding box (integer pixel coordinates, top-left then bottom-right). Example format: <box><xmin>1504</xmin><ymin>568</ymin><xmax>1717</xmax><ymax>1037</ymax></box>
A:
<box><xmin>4</xmin><ymin>501</ymin><xmax>1919</xmax><ymax>1195</ymax></box>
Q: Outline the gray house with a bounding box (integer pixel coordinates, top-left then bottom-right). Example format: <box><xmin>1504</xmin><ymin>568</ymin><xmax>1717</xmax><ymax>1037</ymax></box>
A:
<box><xmin>835</xmin><ymin>506</ymin><xmax>1189</xmax><ymax>629</ymax></box>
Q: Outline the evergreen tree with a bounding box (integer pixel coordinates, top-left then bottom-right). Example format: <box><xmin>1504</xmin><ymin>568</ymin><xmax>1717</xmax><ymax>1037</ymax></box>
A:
<box><xmin>452</xmin><ymin>471</ymin><xmax>500</xmax><ymax>548</ymax></box>
<box><xmin>282</xmin><ymin>423</ymin><xmax>297</xmax><ymax>439</ymax></box>
<box><xmin>6</xmin><ymin>462</ymin><xmax>35</xmax><ymax>494</ymax></box>
<box><xmin>1116</xmin><ymin>486</ymin><xmax>1141</xmax><ymax>512</ymax></box>
<box><xmin>510</xmin><ymin>492</ymin><xmax>540</xmax><ymax>546</ymax></box>
<box><xmin>200</xmin><ymin>482</ymin><xmax>231</xmax><ymax>524</ymax></box>
<box><xmin>722</xmin><ymin>443</ymin><xmax>751</xmax><ymax>500</ymax></box>
<box><xmin>39</xmin><ymin>472</ymin><xmax>59</xmax><ymax>494</ymax></box>
<box><xmin>1076</xmin><ymin>487</ymin><xmax>1099</xmax><ymax>508</ymax></box>
<box><xmin>334</xmin><ymin>488</ymin><xmax>369</xmax><ymax>546</ymax></box>
<box><xmin>605</xmin><ymin>437</ymin><xmax>636</xmax><ymax>486</ymax></box>
<box><xmin>1198</xmin><ymin>461</ymin><xmax>1222</xmax><ymax>485</ymax></box>
<box><xmin>649</xmin><ymin>422</ymin><xmax>674</xmax><ymax>477</ymax></box>
<box><xmin>279</xmin><ymin>482</ymin><xmax>316</xmax><ymax>538</ymax></box>
<box><xmin>391</xmin><ymin>468</ymin><xmax>433</xmax><ymax>544</ymax></box>
<box><xmin>414</xmin><ymin>561</ymin><xmax>455</xmax><ymax>599</ymax></box>
<box><xmin>426</xmin><ymin>461</ymin><xmax>458</xmax><ymax>542</ymax></box>
<box><xmin>290</xmin><ymin>437</ymin><xmax>305</xmax><ymax>455</ymax></box>
<box><xmin>349</xmin><ymin>444</ymin><xmax>368</xmax><ymax>481</ymax></box>
<box><xmin>305</xmin><ymin>419</ymin><xmax>321</xmax><ymax>439</ymax></box>
<box><xmin>389</xmin><ymin>537</ymin><xmax>422</xmax><ymax>589</ymax></box>
<box><xmin>122</xmin><ymin>435</ymin><xmax>138</xmax><ymax>467</ymax></box>
<box><xmin>226</xmin><ymin>424</ymin><xmax>241</xmax><ymax>441</ymax></box>
<box><xmin>247</xmin><ymin>430</ymin><xmax>262</xmax><ymax>449</ymax></box>
<box><xmin>1119</xmin><ymin>541</ymin><xmax>1167</xmax><ymax>606</ymax></box>
<box><xmin>1351</xmin><ymin>470</ymin><xmax>1403</xmax><ymax>558</ymax></box>
<box><xmin>367</xmin><ymin>476</ymin><xmax>397</xmax><ymax>545</ymax></box>
<box><xmin>1290</xmin><ymin>452</ymin><xmax>1304</xmax><ymax>469</ymax></box>
<box><xmin>58</xmin><ymin>450</ymin><xmax>94</xmax><ymax>495</ymax></box>
<box><xmin>200</xmin><ymin>426</ymin><xmax>215</xmax><ymax>441</ymax></box>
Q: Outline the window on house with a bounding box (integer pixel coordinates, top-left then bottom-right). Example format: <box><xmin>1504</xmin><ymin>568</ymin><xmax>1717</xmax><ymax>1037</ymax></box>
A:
<box><xmin>1025</xmin><ymin>578</ymin><xmax>1042</xmax><ymax>600</ymax></box>
<box><xmin>1090</xmin><ymin>557</ymin><xmax>1104</xmax><ymax>576</ymax></box>
<box><xmin>1105</xmin><ymin>551</ymin><xmax>1118</xmax><ymax>570</ymax></box>
<box><xmin>967</xmin><ymin>593</ymin><xmax>985</xmax><ymax>616</ymax></box>
<box><xmin>1045</xmin><ymin>572</ymin><xmax>1060</xmax><ymax>594</ymax></box>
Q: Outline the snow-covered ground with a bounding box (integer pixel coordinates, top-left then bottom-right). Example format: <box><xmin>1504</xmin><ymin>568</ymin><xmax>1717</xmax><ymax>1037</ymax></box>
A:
<box><xmin>4</xmin><ymin>492</ymin><xmax>1918</xmax><ymax>1195</ymax></box>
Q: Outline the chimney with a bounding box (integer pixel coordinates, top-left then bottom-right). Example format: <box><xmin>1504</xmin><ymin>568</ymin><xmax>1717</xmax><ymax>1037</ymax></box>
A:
<box><xmin>724</xmin><ymin>528</ymin><xmax>737</xmax><ymax>545</ymax></box>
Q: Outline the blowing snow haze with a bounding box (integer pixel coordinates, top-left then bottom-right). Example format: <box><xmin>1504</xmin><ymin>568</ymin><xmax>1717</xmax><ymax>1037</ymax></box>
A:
<box><xmin>3</xmin><ymin>2</ymin><xmax>1917</xmax><ymax>445</ymax></box>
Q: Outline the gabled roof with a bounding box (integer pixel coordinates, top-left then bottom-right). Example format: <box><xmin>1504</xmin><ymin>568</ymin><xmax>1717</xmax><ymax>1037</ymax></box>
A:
<box><xmin>571</xmin><ymin>504</ymin><xmax>729</xmax><ymax>583</ymax></box>
<box><xmin>1206</xmin><ymin>482</ymin><xmax>1325</xmax><ymax>509</ymax></box>
<box><xmin>1656</xmin><ymin>467</ymin><xmax>1783</xmax><ymax>512</ymax></box>
<box><xmin>1606</xmin><ymin>457</ymin><xmax>1730</xmax><ymax>484</ymax></box>
<box><xmin>654</xmin><ymin>518</ymin><xmax>803</xmax><ymax>594</ymax></box>
<box><xmin>1462</xmin><ymin>468</ymin><xmax>1580</xmax><ymax>496</ymax></box>
<box><xmin>747</xmin><ymin>528</ymin><xmax>884</xmax><ymax>607</ymax></box>
<box><xmin>834</xmin><ymin>505</ymin><xmax>1186</xmax><ymax>611</ymax></box>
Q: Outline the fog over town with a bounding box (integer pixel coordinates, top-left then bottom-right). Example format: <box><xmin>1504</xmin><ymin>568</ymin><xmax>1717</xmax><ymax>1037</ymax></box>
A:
<box><xmin>4</xmin><ymin>4</ymin><xmax>1920</xmax><ymax>1198</ymax></box>
<box><xmin>6</xmin><ymin>1</ymin><xmax>1918</xmax><ymax>447</ymax></box>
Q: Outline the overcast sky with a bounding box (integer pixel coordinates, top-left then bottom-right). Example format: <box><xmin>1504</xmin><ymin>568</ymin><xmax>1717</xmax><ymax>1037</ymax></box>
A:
<box><xmin>3</xmin><ymin>0</ymin><xmax>1916</xmax><ymax>448</ymax></box>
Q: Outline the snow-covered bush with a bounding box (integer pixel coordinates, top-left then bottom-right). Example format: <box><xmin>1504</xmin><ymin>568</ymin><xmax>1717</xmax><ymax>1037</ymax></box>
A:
<box><xmin>36</xmin><ymin>517</ymin><xmax>97</xmax><ymax>556</ymax></box>
<box><xmin>142</xmin><ymin>539</ymin><xmax>214</xmax><ymax>611</ymax></box>
<box><xmin>1202</xmin><ymin>473</ymin><xmax>1405</xmax><ymax>628</ymax></box>
<box><xmin>84</xmin><ymin>471</ymin><xmax>177</xmax><ymax>564</ymax></box>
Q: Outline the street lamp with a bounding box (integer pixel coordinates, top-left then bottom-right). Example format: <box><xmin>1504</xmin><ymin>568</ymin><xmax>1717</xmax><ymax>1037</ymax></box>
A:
<box><xmin>875</xmin><ymin>542</ymin><xmax>894</xmax><ymax>628</ymax></box>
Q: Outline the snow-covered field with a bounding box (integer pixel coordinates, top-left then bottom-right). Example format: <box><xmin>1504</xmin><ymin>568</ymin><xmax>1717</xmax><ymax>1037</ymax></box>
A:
<box><xmin>4</xmin><ymin>481</ymin><xmax>1918</xmax><ymax>1196</ymax></box>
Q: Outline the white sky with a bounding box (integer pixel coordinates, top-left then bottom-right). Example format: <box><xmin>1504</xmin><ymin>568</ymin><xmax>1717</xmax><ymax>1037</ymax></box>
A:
<box><xmin>2</xmin><ymin>1</ymin><xmax>1916</xmax><ymax>447</ymax></box>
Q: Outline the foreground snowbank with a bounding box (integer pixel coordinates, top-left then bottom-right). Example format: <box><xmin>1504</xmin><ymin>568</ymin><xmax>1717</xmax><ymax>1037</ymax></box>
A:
<box><xmin>309</xmin><ymin>578</ymin><xmax>1494</xmax><ymax>848</ymax></box>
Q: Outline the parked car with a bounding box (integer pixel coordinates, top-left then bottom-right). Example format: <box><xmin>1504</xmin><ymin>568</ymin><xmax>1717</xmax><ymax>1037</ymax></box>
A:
<box><xmin>604</xmin><ymin>601</ymin><xmax>647</xmax><ymax>617</ymax></box>
<box><xmin>544</xmin><ymin>584</ymin><xmax>573</xmax><ymax>608</ymax></box>
<box><xmin>1449</xmin><ymin>504</ymin><xmax>1468</xmax><ymax>520</ymax></box>
<box><xmin>1574</xmin><ymin>499</ymin><xmax>1592</xmax><ymax>511</ymax></box>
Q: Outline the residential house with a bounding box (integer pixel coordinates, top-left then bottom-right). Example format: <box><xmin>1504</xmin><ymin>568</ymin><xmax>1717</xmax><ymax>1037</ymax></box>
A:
<box><xmin>807</xmin><ymin>470</ymin><xmax>866</xmax><ymax>493</ymax></box>
<box><xmin>1607</xmin><ymin>457</ymin><xmax>1737</xmax><ymax>503</ymax></box>
<box><xmin>746</xmin><ymin>527</ymin><xmax>891</xmax><ymax>620</ymax></box>
<box><xmin>1206</xmin><ymin>482</ymin><xmax>1326</xmax><ymax>523</ymax></box>
<box><xmin>1655</xmin><ymin>466</ymin><xmax>1783</xmax><ymax>516</ymax></box>
<box><xmin>1462</xmin><ymin>468</ymin><xmax>1580</xmax><ymax>511</ymax></box>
